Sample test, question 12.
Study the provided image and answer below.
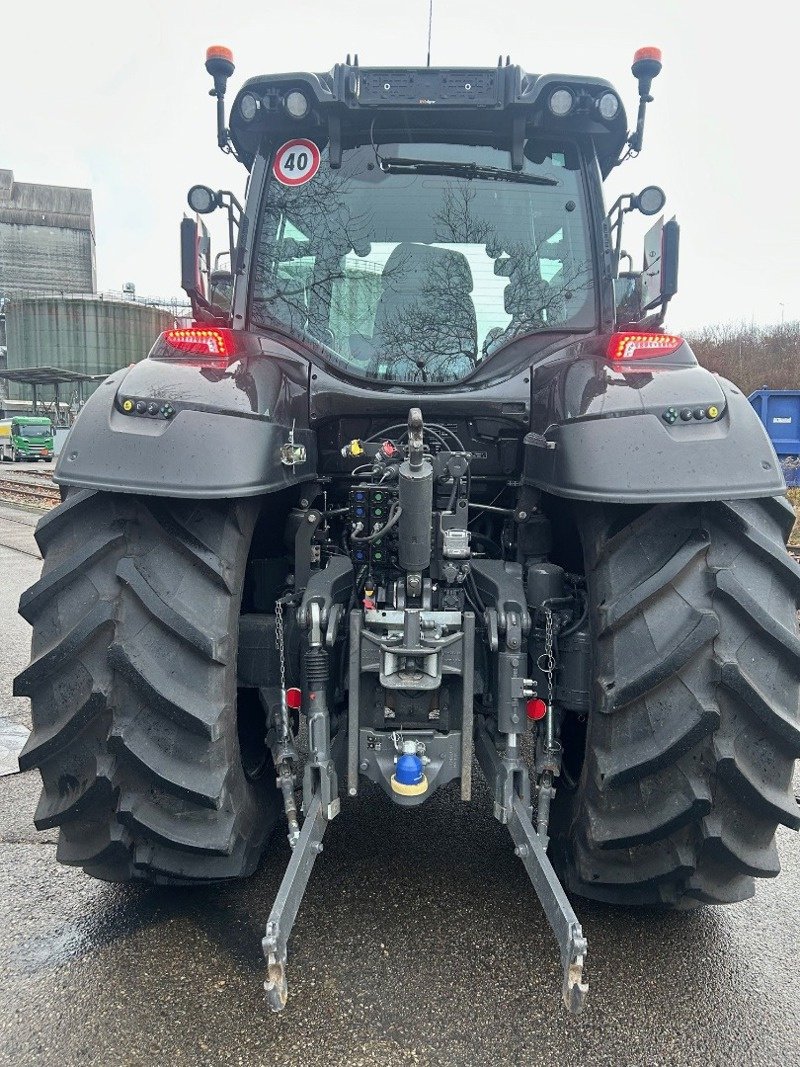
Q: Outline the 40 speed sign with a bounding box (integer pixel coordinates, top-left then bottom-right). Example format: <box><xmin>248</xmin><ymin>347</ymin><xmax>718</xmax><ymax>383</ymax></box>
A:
<box><xmin>272</xmin><ymin>139</ymin><xmax>321</xmax><ymax>186</ymax></box>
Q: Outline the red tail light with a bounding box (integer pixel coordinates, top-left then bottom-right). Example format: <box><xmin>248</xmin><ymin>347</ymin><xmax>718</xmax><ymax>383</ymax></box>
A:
<box><xmin>163</xmin><ymin>327</ymin><xmax>235</xmax><ymax>358</ymax></box>
<box><xmin>607</xmin><ymin>332</ymin><xmax>683</xmax><ymax>361</ymax></box>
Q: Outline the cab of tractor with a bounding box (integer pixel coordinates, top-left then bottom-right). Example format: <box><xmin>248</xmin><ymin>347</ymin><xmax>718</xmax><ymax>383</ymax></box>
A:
<box><xmin>182</xmin><ymin>47</ymin><xmax>677</xmax><ymax>367</ymax></box>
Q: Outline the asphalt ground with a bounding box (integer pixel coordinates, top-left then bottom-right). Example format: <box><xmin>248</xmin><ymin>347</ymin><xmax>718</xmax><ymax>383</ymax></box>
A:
<box><xmin>1</xmin><ymin>506</ymin><xmax>799</xmax><ymax>1066</ymax></box>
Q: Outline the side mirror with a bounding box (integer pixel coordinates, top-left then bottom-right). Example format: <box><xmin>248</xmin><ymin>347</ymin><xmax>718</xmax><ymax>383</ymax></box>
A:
<box><xmin>181</xmin><ymin>217</ymin><xmax>202</xmax><ymax>298</ymax></box>
<box><xmin>661</xmin><ymin>218</ymin><xmax>679</xmax><ymax>302</ymax></box>
<box><xmin>614</xmin><ymin>217</ymin><xmax>679</xmax><ymax>326</ymax></box>
<box><xmin>641</xmin><ymin>216</ymin><xmax>680</xmax><ymax>316</ymax></box>
<box><xmin>180</xmin><ymin>217</ymin><xmax>220</xmax><ymax>321</ymax></box>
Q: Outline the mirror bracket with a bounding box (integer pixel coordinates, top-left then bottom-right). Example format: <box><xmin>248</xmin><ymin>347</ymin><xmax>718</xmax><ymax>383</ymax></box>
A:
<box><xmin>607</xmin><ymin>186</ymin><xmax>667</xmax><ymax>275</ymax></box>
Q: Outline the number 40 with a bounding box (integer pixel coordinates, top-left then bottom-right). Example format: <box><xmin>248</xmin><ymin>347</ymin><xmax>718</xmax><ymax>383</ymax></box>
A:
<box><xmin>284</xmin><ymin>151</ymin><xmax>309</xmax><ymax>171</ymax></box>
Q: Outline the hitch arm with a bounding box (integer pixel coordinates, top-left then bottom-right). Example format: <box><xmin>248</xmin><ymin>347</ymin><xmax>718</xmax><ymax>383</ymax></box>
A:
<box><xmin>475</xmin><ymin>725</ymin><xmax>588</xmax><ymax>1014</ymax></box>
<box><xmin>508</xmin><ymin>793</ymin><xmax>588</xmax><ymax>1013</ymax></box>
<box><xmin>262</xmin><ymin>794</ymin><xmax>327</xmax><ymax>1011</ymax></box>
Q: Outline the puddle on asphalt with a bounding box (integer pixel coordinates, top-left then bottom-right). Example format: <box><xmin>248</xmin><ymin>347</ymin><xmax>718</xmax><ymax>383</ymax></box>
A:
<box><xmin>8</xmin><ymin>923</ymin><xmax>91</xmax><ymax>975</ymax></box>
<box><xmin>0</xmin><ymin>717</ymin><xmax>30</xmax><ymax>776</ymax></box>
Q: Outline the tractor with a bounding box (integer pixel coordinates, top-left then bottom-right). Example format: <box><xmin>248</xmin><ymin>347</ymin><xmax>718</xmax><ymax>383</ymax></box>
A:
<box><xmin>16</xmin><ymin>45</ymin><xmax>800</xmax><ymax>1013</ymax></box>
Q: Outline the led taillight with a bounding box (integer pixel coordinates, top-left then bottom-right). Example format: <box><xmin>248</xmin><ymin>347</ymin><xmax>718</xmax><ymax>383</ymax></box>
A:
<box><xmin>607</xmin><ymin>332</ymin><xmax>683</xmax><ymax>361</ymax></box>
<box><xmin>163</xmin><ymin>327</ymin><xmax>235</xmax><ymax>358</ymax></box>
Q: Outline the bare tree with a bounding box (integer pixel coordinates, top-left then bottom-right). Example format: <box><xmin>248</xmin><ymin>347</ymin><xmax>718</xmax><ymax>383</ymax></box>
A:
<box><xmin>687</xmin><ymin>321</ymin><xmax>800</xmax><ymax>395</ymax></box>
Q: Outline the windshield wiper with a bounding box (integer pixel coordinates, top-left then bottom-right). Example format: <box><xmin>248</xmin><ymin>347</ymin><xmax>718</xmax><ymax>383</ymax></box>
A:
<box><xmin>379</xmin><ymin>157</ymin><xmax>559</xmax><ymax>186</ymax></box>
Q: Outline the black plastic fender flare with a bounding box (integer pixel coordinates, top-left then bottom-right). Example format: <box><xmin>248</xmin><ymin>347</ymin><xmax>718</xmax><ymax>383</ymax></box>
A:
<box><xmin>525</xmin><ymin>362</ymin><xmax>785</xmax><ymax>503</ymax></box>
<box><xmin>54</xmin><ymin>356</ymin><xmax>317</xmax><ymax>499</ymax></box>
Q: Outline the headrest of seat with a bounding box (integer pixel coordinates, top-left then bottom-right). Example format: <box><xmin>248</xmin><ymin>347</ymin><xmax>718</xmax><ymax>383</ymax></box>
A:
<box><xmin>382</xmin><ymin>243</ymin><xmax>474</xmax><ymax>294</ymax></box>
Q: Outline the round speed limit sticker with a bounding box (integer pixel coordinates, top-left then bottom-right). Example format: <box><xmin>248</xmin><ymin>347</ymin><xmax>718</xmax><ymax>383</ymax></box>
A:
<box><xmin>272</xmin><ymin>139</ymin><xmax>321</xmax><ymax>186</ymax></box>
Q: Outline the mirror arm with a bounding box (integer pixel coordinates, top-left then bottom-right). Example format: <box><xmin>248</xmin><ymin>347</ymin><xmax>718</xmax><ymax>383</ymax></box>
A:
<box><xmin>606</xmin><ymin>194</ymin><xmax>633</xmax><ymax>275</ymax></box>
<box><xmin>634</xmin><ymin>308</ymin><xmax>669</xmax><ymax>330</ymax></box>
<box><xmin>217</xmin><ymin>190</ymin><xmax>244</xmax><ymax>217</ymax></box>
<box><xmin>215</xmin><ymin>191</ymin><xmax>245</xmax><ymax>278</ymax></box>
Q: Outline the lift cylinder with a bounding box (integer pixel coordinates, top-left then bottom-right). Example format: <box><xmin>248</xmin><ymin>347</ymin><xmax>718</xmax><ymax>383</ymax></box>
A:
<box><xmin>398</xmin><ymin>457</ymin><xmax>433</xmax><ymax>571</ymax></box>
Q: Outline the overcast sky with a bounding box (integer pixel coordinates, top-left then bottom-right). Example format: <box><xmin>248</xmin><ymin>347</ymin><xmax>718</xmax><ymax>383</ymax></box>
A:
<box><xmin>2</xmin><ymin>0</ymin><xmax>794</xmax><ymax>331</ymax></box>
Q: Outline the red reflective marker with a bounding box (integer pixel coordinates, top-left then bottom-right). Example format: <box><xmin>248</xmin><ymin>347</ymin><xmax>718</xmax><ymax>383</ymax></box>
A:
<box><xmin>286</xmin><ymin>687</ymin><xmax>302</xmax><ymax>710</ymax></box>
<box><xmin>527</xmin><ymin>698</ymin><xmax>548</xmax><ymax>721</ymax></box>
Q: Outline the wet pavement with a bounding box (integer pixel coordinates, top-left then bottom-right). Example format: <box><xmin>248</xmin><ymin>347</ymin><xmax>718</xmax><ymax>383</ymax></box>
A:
<box><xmin>1</xmin><ymin>514</ymin><xmax>799</xmax><ymax>1065</ymax></box>
<box><xmin>0</xmin><ymin>503</ymin><xmax>40</xmax><ymax>558</ymax></box>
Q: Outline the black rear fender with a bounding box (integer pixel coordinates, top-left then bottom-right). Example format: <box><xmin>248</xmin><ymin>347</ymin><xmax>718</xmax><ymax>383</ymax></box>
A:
<box><xmin>526</xmin><ymin>357</ymin><xmax>785</xmax><ymax>503</ymax></box>
<box><xmin>54</xmin><ymin>347</ymin><xmax>317</xmax><ymax>499</ymax></box>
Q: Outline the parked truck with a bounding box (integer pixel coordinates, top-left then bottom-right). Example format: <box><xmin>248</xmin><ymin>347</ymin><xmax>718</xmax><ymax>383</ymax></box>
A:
<box><xmin>0</xmin><ymin>416</ymin><xmax>53</xmax><ymax>462</ymax></box>
<box><xmin>15</xmin><ymin>45</ymin><xmax>800</xmax><ymax>1014</ymax></box>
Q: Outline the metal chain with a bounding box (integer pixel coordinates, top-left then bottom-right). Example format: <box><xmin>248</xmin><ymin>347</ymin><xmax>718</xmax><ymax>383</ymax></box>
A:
<box><xmin>537</xmin><ymin>606</ymin><xmax>556</xmax><ymax>705</ymax></box>
<box><xmin>275</xmin><ymin>598</ymin><xmax>287</xmax><ymax>694</ymax></box>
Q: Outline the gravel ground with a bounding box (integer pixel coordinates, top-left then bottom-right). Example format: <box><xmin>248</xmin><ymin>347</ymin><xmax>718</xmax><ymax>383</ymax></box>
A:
<box><xmin>1</xmin><ymin>513</ymin><xmax>799</xmax><ymax>1066</ymax></box>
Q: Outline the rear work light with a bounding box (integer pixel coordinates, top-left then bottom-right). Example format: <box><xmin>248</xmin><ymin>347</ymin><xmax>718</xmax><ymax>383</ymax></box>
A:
<box><xmin>607</xmin><ymin>332</ymin><xmax>683</xmax><ymax>361</ymax></box>
<box><xmin>163</xmin><ymin>327</ymin><xmax>235</xmax><ymax>359</ymax></box>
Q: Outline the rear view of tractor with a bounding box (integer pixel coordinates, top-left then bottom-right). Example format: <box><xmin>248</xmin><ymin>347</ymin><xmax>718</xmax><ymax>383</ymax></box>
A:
<box><xmin>16</xmin><ymin>45</ymin><xmax>800</xmax><ymax>1014</ymax></box>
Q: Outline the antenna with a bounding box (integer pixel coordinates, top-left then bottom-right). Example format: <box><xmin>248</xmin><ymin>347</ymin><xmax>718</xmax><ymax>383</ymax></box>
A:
<box><xmin>426</xmin><ymin>0</ymin><xmax>433</xmax><ymax>67</ymax></box>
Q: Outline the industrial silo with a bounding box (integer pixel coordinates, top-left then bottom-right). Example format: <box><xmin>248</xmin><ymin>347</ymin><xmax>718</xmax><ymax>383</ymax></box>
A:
<box><xmin>5</xmin><ymin>294</ymin><xmax>173</xmax><ymax>400</ymax></box>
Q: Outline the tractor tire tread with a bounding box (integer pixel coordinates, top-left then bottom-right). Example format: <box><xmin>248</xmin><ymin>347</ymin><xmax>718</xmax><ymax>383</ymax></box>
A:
<box><xmin>557</xmin><ymin>496</ymin><xmax>800</xmax><ymax>907</ymax></box>
<box><xmin>17</xmin><ymin>489</ymin><xmax>280</xmax><ymax>884</ymax></box>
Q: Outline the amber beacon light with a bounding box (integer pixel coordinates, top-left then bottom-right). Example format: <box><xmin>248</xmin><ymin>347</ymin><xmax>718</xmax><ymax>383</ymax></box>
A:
<box><xmin>205</xmin><ymin>45</ymin><xmax>236</xmax><ymax>149</ymax></box>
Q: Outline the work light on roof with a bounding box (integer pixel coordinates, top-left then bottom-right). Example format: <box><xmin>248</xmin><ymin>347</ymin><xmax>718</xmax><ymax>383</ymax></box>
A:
<box><xmin>239</xmin><ymin>93</ymin><xmax>259</xmax><ymax>121</ymax></box>
<box><xmin>548</xmin><ymin>88</ymin><xmax>574</xmax><ymax>117</ymax></box>
<box><xmin>597</xmin><ymin>92</ymin><xmax>619</xmax><ymax>121</ymax></box>
<box><xmin>284</xmin><ymin>90</ymin><xmax>310</xmax><ymax>119</ymax></box>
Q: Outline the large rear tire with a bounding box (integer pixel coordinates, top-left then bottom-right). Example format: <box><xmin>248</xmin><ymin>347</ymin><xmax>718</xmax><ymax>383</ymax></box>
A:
<box><xmin>552</xmin><ymin>496</ymin><xmax>800</xmax><ymax>907</ymax></box>
<box><xmin>15</xmin><ymin>489</ymin><xmax>281</xmax><ymax>884</ymax></box>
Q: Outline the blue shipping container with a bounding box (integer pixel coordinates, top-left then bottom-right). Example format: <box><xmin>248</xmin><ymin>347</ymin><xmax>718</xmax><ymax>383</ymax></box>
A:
<box><xmin>749</xmin><ymin>389</ymin><xmax>800</xmax><ymax>486</ymax></box>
